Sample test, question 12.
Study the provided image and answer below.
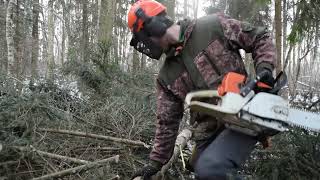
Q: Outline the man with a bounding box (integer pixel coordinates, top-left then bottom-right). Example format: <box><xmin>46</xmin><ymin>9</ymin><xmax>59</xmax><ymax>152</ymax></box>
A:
<box><xmin>128</xmin><ymin>0</ymin><xmax>276</xmax><ymax>179</ymax></box>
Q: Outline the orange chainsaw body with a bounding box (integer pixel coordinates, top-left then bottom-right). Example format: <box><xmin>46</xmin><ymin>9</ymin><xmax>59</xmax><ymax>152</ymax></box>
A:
<box><xmin>218</xmin><ymin>72</ymin><xmax>272</xmax><ymax>96</ymax></box>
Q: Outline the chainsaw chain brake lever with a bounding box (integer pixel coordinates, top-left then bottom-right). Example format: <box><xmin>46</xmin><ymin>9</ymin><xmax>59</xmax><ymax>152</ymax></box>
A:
<box><xmin>240</xmin><ymin>70</ymin><xmax>269</xmax><ymax>97</ymax></box>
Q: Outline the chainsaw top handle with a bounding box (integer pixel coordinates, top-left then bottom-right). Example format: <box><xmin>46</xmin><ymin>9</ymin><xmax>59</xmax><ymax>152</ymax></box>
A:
<box><xmin>240</xmin><ymin>70</ymin><xmax>271</xmax><ymax>97</ymax></box>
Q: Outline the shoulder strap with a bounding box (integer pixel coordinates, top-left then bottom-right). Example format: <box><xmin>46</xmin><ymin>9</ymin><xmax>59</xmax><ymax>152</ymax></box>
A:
<box><xmin>180</xmin><ymin>14</ymin><xmax>224</xmax><ymax>90</ymax></box>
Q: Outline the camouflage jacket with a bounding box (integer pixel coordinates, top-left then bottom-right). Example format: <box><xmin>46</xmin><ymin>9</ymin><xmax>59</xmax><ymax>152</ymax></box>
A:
<box><xmin>150</xmin><ymin>13</ymin><xmax>277</xmax><ymax>165</ymax></box>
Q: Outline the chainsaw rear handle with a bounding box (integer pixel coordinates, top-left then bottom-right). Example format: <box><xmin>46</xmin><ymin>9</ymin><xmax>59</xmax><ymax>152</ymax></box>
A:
<box><xmin>185</xmin><ymin>90</ymin><xmax>237</xmax><ymax>114</ymax></box>
<box><xmin>185</xmin><ymin>90</ymin><xmax>254</xmax><ymax>115</ymax></box>
<box><xmin>185</xmin><ymin>90</ymin><xmax>221</xmax><ymax>105</ymax></box>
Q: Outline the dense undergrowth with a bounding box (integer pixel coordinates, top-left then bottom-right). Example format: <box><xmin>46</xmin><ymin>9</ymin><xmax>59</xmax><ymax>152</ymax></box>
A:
<box><xmin>0</xmin><ymin>48</ymin><xmax>320</xmax><ymax>179</ymax></box>
<box><xmin>0</xmin><ymin>57</ymin><xmax>157</xmax><ymax>179</ymax></box>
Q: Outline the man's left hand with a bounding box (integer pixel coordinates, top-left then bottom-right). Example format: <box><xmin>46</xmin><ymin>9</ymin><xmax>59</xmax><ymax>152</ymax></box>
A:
<box><xmin>131</xmin><ymin>160</ymin><xmax>162</xmax><ymax>180</ymax></box>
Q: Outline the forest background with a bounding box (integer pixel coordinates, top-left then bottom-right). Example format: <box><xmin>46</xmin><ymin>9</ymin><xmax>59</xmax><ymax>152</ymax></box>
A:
<box><xmin>0</xmin><ymin>0</ymin><xmax>320</xmax><ymax>179</ymax></box>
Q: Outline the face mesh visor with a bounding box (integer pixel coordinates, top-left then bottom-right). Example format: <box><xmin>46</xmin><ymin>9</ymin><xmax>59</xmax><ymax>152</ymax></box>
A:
<box><xmin>130</xmin><ymin>30</ymin><xmax>163</xmax><ymax>60</ymax></box>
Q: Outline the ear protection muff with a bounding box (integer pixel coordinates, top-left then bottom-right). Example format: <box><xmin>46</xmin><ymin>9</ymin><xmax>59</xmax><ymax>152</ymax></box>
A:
<box><xmin>130</xmin><ymin>7</ymin><xmax>174</xmax><ymax>59</ymax></box>
<box><xmin>144</xmin><ymin>16</ymin><xmax>169</xmax><ymax>37</ymax></box>
<box><xmin>134</xmin><ymin>8</ymin><xmax>169</xmax><ymax>37</ymax></box>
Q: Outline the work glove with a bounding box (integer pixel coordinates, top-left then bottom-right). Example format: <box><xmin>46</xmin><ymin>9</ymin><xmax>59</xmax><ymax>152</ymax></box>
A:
<box><xmin>256</xmin><ymin>62</ymin><xmax>275</xmax><ymax>87</ymax></box>
<box><xmin>131</xmin><ymin>160</ymin><xmax>162</xmax><ymax>180</ymax></box>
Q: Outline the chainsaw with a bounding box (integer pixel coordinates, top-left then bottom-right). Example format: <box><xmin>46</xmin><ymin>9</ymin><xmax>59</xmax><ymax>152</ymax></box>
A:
<box><xmin>185</xmin><ymin>71</ymin><xmax>320</xmax><ymax>137</ymax></box>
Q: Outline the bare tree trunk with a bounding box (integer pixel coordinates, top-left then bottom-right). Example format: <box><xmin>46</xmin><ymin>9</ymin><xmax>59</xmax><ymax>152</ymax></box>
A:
<box><xmin>183</xmin><ymin>0</ymin><xmax>188</xmax><ymax>18</ymax></box>
<box><xmin>292</xmin><ymin>44</ymin><xmax>296</xmax><ymax>77</ymax></box>
<box><xmin>0</xmin><ymin>1</ymin><xmax>8</xmax><ymax>73</ymax></box>
<box><xmin>60</xmin><ymin>0</ymin><xmax>71</xmax><ymax>63</ymax></box>
<box><xmin>91</xmin><ymin>0</ymin><xmax>99</xmax><ymax>45</ymax></box>
<box><xmin>312</xmin><ymin>22</ymin><xmax>319</xmax><ymax>84</ymax></box>
<box><xmin>6</xmin><ymin>0</ymin><xmax>16</xmax><ymax>76</ymax></box>
<box><xmin>98</xmin><ymin>0</ymin><xmax>115</xmax><ymax>58</ymax></box>
<box><xmin>275</xmin><ymin>0</ymin><xmax>282</xmax><ymax>74</ymax></box>
<box><xmin>282</xmin><ymin>0</ymin><xmax>287</xmax><ymax>66</ymax></box>
<box><xmin>14</xmin><ymin>0</ymin><xmax>24</xmax><ymax>93</ymax></box>
<box><xmin>113</xmin><ymin>2</ymin><xmax>120</xmax><ymax>64</ymax></box>
<box><xmin>81</xmin><ymin>0</ymin><xmax>89</xmax><ymax>62</ymax></box>
<box><xmin>245</xmin><ymin>53</ymin><xmax>255</xmax><ymax>78</ymax></box>
<box><xmin>132</xmin><ymin>49</ymin><xmax>139</xmax><ymax>73</ymax></box>
<box><xmin>61</xmin><ymin>21</ymin><xmax>65</xmax><ymax>66</ymax></box>
<box><xmin>166</xmin><ymin>0</ymin><xmax>175</xmax><ymax>20</ymax></box>
<box><xmin>193</xmin><ymin>0</ymin><xmax>199</xmax><ymax>19</ymax></box>
<box><xmin>47</xmin><ymin>0</ymin><xmax>55</xmax><ymax>81</ymax></box>
<box><xmin>21</xmin><ymin>0</ymin><xmax>33</xmax><ymax>79</ymax></box>
<box><xmin>96</xmin><ymin>0</ymin><xmax>101</xmax><ymax>39</ymax></box>
<box><xmin>140</xmin><ymin>54</ymin><xmax>146</xmax><ymax>71</ymax></box>
<box><xmin>31</xmin><ymin>0</ymin><xmax>39</xmax><ymax>82</ymax></box>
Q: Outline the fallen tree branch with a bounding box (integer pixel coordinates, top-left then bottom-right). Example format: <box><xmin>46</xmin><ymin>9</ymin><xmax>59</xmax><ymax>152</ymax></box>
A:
<box><xmin>32</xmin><ymin>155</ymin><xmax>120</xmax><ymax>180</ymax></box>
<box><xmin>13</xmin><ymin>146</ymin><xmax>91</xmax><ymax>165</ymax></box>
<box><xmin>308</xmin><ymin>98</ymin><xmax>320</xmax><ymax>110</ymax></box>
<box><xmin>74</xmin><ymin>147</ymin><xmax>123</xmax><ymax>152</ymax></box>
<box><xmin>108</xmin><ymin>175</ymin><xmax>120</xmax><ymax>180</ymax></box>
<box><xmin>38</xmin><ymin>128</ymin><xmax>150</xmax><ymax>148</ymax></box>
<box><xmin>0</xmin><ymin>160</ymin><xmax>18</xmax><ymax>166</ymax></box>
<box><xmin>159</xmin><ymin>129</ymin><xmax>192</xmax><ymax>177</ymax></box>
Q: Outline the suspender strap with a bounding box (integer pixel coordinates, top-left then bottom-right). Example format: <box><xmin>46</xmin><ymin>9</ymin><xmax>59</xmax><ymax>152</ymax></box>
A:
<box><xmin>180</xmin><ymin>15</ymin><xmax>225</xmax><ymax>89</ymax></box>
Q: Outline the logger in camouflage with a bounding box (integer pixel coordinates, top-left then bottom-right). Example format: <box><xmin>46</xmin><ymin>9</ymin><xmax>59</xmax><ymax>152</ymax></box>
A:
<box><xmin>128</xmin><ymin>0</ymin><xmax>276</xmax><ymax>179</ymax></box>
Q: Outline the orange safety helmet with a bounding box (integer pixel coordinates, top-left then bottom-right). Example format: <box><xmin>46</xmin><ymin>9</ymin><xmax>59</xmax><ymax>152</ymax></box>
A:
<box><xmin>128</xmin><ymin>0</ymin><xmax>167</xmax><ymax>32</ymax></box>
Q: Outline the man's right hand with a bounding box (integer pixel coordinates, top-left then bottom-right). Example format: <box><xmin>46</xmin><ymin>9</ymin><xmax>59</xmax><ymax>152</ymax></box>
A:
<box><xmin>131</xmin><ymin>160</ymin><xmax>162</xmax><ymax>180</ymax></box>
<box><xmin>256</xmin><ymin>62</ymin><xmax>275</xmax><ymax>87</ymax></box>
